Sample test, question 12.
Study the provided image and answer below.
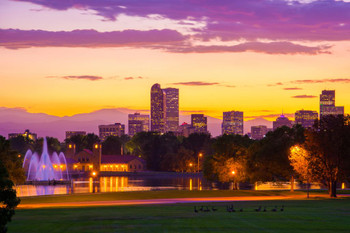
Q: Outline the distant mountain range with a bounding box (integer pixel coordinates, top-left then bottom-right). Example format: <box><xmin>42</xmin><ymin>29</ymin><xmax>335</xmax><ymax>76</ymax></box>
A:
<box><xmin>0</xmin><ymin>107</ymin><xmax>272</xmax><ymax>141</ymax></box>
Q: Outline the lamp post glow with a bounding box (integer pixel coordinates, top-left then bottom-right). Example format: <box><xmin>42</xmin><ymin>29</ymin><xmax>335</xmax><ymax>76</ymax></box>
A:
<box><xmin>198</xmin><ymin>153</ymin><xmax>203</xmax><ymax>173</ymax></box>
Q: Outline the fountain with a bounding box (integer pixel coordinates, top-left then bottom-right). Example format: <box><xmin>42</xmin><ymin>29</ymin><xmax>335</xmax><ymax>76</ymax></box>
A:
<box><xmin>23</xmin><ymin>137</ymin><xmax>70</xmax><ymax>181</ymax></box>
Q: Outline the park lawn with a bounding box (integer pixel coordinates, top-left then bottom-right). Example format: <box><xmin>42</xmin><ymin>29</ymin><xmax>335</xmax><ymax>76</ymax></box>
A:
<box><xmin>19</xmin><ymin>190</ymin><xmax>320</xmax><ymax>205</ymax></box>
<box><xmin>9</xmin><ymin>198</ymin><xmax>350</xmax><ymax>233</ymax></box>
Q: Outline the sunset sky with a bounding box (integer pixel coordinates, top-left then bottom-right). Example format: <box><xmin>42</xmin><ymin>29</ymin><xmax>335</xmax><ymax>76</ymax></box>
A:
<box><xmin>1</xmin><ymin>0</ymin><xmax>349</xmax><ymax>120</ymax></box>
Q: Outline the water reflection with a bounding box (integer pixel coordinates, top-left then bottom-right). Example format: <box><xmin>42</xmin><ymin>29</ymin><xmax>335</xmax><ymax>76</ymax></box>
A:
<box><xmin>16</xmin><ymin>175</ymin><xmax>209</xmax><ymax>197</ymax></box>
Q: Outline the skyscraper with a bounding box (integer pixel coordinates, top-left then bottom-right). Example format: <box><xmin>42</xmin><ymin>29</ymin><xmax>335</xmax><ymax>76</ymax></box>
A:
<box><xmin>150</xmin><ymin>84</ymin><xmax>179</xmax><ymax>133</ymax></box>
<box><xmin>98</xmin><ymin>123</ymin><xmax>125</xmax><ymax>141</ymax></box>
<box><xmin>163</xmin><ymin>88</ymin><xmax>179</xmax><ymax>132</ymax></box>
<box><xmin>151</xmin><ymin>83</ymin><xmax>165</xmax><ymax>133</ymax></box>
<box><xmin>222</xmin><ymin>111</ymin><xmax>244</xmax><ymax>135</ymax></box>
<box><xmin>320</xmin><ymin>90</ymin><xmax>344</xmax><ymax>118</ymax></box>
<box><xmin>251</xmin><ymin>125</ymin><xmax>268</xmax><ymax>140</ymax></box>
<box><xmin>295</xmin><ymin>110</ymin><xmax>318</xmax><ymax>129</ymax></box>
<box><xmin>191</xmin><ymin>114</ymin><xmax>207</xmax><ymax>133</ymax></box>
<box><xmin>273</xmin><ymin>114</ymin><xmax>292</xmax><ymax>130</ymax></box>
<box><xmin>128</xmin><ymin>113</ymin><xmax>149</xmax><ymax>137</ymax></box>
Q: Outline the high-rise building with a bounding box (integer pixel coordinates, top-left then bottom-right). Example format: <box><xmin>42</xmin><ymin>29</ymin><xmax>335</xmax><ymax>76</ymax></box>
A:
<box><xmin>222</xmin><ymin>111</ymin><xmax>244</xmax><ymax>135</ymax></box>
<box><xmin>191</xmin><ymin>114</ymin><xmax>207</xmax><ymax>133</ymax></box>
<box><xmin>295</xmin><ymin>110</ymin><xmax>318</xmax><ymax>129</ymax></box>
<box><xmin>151</xmin><ymin>83</ymin><xmax>166</xmax><ymax>133</ymax></box>
<box><xmin>273</xmin><ymin>114</ymin><xmax>292</xmax><ymax>130</ymax></box>
<box><xmin>150</xmin><ymin>84</ymin><xmax>179</xmax><ymax>133</ymax></box>
<box><xmin>251</xmin><ymin>125</ymin><xmax>268</xmax><ymax>140</ymax></box>
<box><xmin>98</xmin><ymin>123</ymin><xmax>125</xmax><ymax>141</ymax></box>
<box><xmin>128</xmin><ymin>113</ymin><xmax>149</xmax><ymax>137</ymax></box>
<box><xmin>65</xmin><ymin>131</ymin><xmax>86</xmax><ymax>139</ymax></box>
<box><xmin>163</xmin><ymin>88</ymin><xmax>179</xmax><ymax>132</ymax></box>
<box><xmin>320</xmin><ymin>90</ymin><xmax>344</xmax><ymax>118</ymax></box>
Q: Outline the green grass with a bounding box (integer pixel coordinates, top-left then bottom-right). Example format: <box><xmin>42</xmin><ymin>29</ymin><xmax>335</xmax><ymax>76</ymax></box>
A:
<box><xmin>19</xmin><ymin>190</ymin><xmax>323</xmax><ymax>205</ymax></box>
<box><xmin>9</xmin><ymin>198</ymin><xmax>350</xmax><ymax>233</ymax></box>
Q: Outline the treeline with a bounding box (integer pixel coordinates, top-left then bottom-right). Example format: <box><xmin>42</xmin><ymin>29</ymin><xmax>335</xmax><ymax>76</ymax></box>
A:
<box><xmin>3</xmin><ymin>115</ymin><xmax>350</xmax><ymax>197</ymax></box>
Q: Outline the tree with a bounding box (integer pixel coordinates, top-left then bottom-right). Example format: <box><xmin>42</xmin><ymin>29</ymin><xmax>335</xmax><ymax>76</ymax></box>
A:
<box><xmin>247</xmin><ymin>125</ymin><xmax>304</xmax><ymax>190</ymax></box>
<box><xmin>102</xmin><ymin>136</ymin><xmax>122</xmax><ymax>155</ymax></box>
<box><xmin>0</xmin><ymin>136</ymin><xmax>25</xmax><ymax>185</ymax></box>
<box><xmin>0</xmin><ymin>162</ymin><xmax>20</xmax><ymax>233</ymax></box>
<box><xmin>303</xmin><ymin>115</ymin><xmax>350</xmax><ymax>197</ymax></box>
<box><xmin>289</xmin><ymin>145</ymin><xmax>313</xmax><ymax>198</ymax></box>
<box><xmin>9</xmin><ymin>136</ymin><xmax>34</xmax><ymax>155</ymax></box>
<box><xmin>204</xmin><ymin>134</ymin><xmax>252</xmax><ymax>189</ymax></box>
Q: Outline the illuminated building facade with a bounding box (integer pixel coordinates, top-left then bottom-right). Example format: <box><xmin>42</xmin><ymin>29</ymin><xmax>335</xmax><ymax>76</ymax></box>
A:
<box><xmin>273</xmin><ymin>114</ymin><xmax>292</xmax><ymax>130</ymax></box>
<box><xmin>151</xmin><ymin>83</ymin><xmax>166</xmax><ymax>133</ymax></box>
<box><xmin>319</xmin><ymin>90</ymin><xmax>344</xmax><ymax>118</ymax></box>
<box><xmin>128</xmin><ymin>113</ymin><xmax>149</xmax><ymax>137</ymax></box>
<box><xmin>65</xmin><ymin>143</ymin><xmax>145</xmax><ymax>173</ymax></box>
<box><xmin>163</xmin><ymin>88</ymin><xmax>179</xmax><ymax>132</ymax></box>
<box><xmin>222</xmin><ymin>111</ymin><xmax>244</xmax><ymax>135</ymax></box>
<box><xmin>65</xmin><ymin>131</ymin><xmax>86</xmax><ymax>139</ymax></box>
<box><xmin>251</xmin><ymin>125</ymin><xmax>268</xmax><ymax>140</ymax></box>
<box><xmin>191</xmin><ymin>114</ymin><xmax>208</xmax><ymax>133</ymax></box>
<box><xmin>98</xmin><ymin>123</ymin><xmax>125</xmax><ymax>141</ymax></box>
<box><xmin>295</xmin><ymin>110</ymin><xmax>318</xmax><ymax>128</ymax></box>
<box><xmin>8</xmin><ymin>129</ymin><xmax>37</xmax><ymax>141</ymax></box>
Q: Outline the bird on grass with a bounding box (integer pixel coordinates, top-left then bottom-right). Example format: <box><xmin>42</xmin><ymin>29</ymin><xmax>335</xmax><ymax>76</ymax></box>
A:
<box><xmin>255</xmin><ymin>206</ymin><xmax>262</xmax><ymax>212</ymax></box>
<box><xmin>194</xmin><ymin>206</ymin><xmax>199</xmax><ymax>213</ymax></box>
<box><xmin>271</xmin><ymin>206</ymin><xmax>277</xmax><ymax>212</ymax></box>
<box><xmin>212</xmin><ymin>206</ymin><xmax>218</xmax><ymax>212</ymax></box>
<box><xmin>280</xmin><ymin>205</ymin><xmax>284</xmax><ymax>212</ymax></box>
<box><xmin>239</xmin><ymin>208</ymin><xmax>243</xmax><ymax>212</ymax></box>
<box><xmin>263</xmin><ymin>207</ymin><xmax>267</xmax><ymax>212</ymax></box>
<box><xmin>204</xmin><ymin>206</ymin><xmax>210</xmax><ymax>212</ymax></box>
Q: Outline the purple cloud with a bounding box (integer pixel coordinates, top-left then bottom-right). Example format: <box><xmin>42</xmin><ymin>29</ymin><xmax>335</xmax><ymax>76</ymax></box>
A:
<box><xmin>0</xmin><ymin>29</ymin><xmax>185</xmax><ymax>49</ymax></box>
<box><xmin>166</xmin><ymin>42</ymin><xmax>331</xmax><ymax>55</ymax></box>
<box><xmin>171</xmin><ymin>81</ymin><xmax>220</xmax><ymax>86</ymax></box>
<box><xmin>123</xmin><ymin>76</ymin><xmax>144</xmax><ymax>80</ymax></box>
<box><xmin>0</xmin><ymin>28</ymin><xmax>329</xmax><ymax>54</ymax></box>
<box><xmin>15</xmin><ymin>0</ymin><xmax>350</xmax><ymax>41</ymax></box>
<box><xmin>47</xmin><ymin>75</ymin><xmax>103</xmax><ymax>81</ymax></box>
<box><xmin>291</xmin><ymin>78</ymin><xmax>350</xmax><ymax>84</ymax></box>
<box><xmin>283</xmin><ymin>87</ymin><xmax>303</xmax><ymax>90</ymax></box>
<box><xmin>292</xmin><ymin>95</ymin><xmax>317</xmax><ymax>98</ymax></box>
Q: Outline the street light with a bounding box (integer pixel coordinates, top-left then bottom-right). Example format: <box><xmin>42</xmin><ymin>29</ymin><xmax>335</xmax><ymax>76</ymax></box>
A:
<box><xmin>198</xmin><ymin>153</ymin><xmax>203</xmax><ymax>173</ymax></box>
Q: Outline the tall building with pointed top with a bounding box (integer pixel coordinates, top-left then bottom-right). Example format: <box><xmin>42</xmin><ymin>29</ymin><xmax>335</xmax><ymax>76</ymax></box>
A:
<box><xmin>151</xmin><ymin>83</ymin><xmax>165</xmax><ymax>133</ymax></box>
<box><xmin>163</xmin><ymin>88</ymin><xmax>179</xmax><ymax>132</ymax></box>
<box><xmin>273</xmin><ymin>114</ymin><xmax>292</xmax><ymax>130</ymax></box>
<box><xmin>320</xmin><ymin>90</ymin><xmax>344</xmax><ymax>118</ymax></box>
<box><xmin>222</xmin><ymin>111</ymin><xmax>244</xmax><ymax>135</ymax></box>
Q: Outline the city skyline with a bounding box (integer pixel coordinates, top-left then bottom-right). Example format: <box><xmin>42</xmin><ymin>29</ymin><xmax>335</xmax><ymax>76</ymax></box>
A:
<box><xmin>1</xmin><ymin>0</ymin><xmax>350</xmax><ymax>119</ymax></box>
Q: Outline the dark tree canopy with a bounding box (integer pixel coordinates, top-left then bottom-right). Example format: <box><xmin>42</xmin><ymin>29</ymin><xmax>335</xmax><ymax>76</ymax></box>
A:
<box><xmin>247</xmin><ymin>125</ymin><xmax>305</xmax><ymax>182</ymax></box>
<box><xmin>304</xmin><ymin>115</ymin><xmax>350</xmax><ymax>197</ymax></box>
<box><xmin>0</xmin><ymin>160</ymin><xmax>21</xmax><ymax>233</ymax></box>
<box><xmin>0</xmin><ymin>136</ymin><xmax>25</xmax><ymax>185</ymax></box>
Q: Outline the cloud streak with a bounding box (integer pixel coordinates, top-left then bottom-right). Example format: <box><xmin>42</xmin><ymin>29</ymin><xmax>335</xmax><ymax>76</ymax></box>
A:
<box><xmin>283</xmin><ymin>87</ymin><xmax>303</xmax><ymax>90</ymax></box>
<box><xmin>47</xmin><ymin>75</ymin><xmax>103</xmax><ymax>81</ymax></box>
<box><xmin>171</xmin><ymin>81</ymin><xmax>220</xmax><ymax>86</ymax></box>
<box><xmin>291</xmin><ymin>95</ymin><xmax>317</xmax><ymax>98</ymax></box>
